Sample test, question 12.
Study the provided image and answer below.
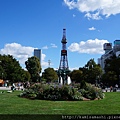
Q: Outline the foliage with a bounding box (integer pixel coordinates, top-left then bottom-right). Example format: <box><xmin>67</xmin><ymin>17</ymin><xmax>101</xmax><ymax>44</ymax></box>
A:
<box><xmin>80</xmin><ymin>59</ymin><xmax>103</xmax><ymax>84</ymax></box>
<box><xmin>25</xmin><ymin>56</ymin><xmax>41</xmax><ymax>82</ymax></box>
<box><xmin>70</xmin><ymin>70</ymin><xmax>83</xmax><ymax>83</ymax></box>
<box><xmin>80</xmin><ymin>80</ymin><xmax>86</xmax><ymax>89</ymax></box>
<box><xmin>24</xmin><ymin>70</ymin><xmax>31</xmax><ymax>82</ymax></box>
<box><xmin>42</xmin><ymin>68</ymin><xmax>58</xmax><ymax>83</ymax></box>
<box><xmin>101</xmin><ymin>71</ymin><xmax>117</xmax><ymax>86</ymax></box>
<box><xmin>20</xmin><ymin>83</ymin><xmax>83</xmax><ymax>101</ymax></box>
<box><xmin>79</xmin><ymin>83</ymin><xmax>105</xmax><ymax>100</ymax></box>
<box><xmin>104</xmin><ymin>57</ymin><xmax>120</xmax><ymax>85</ymax></box>
<box><xmin>20</xmin><ymin>82</ymin><xmax>104</xmax><ymax>101</ymax></box>
<box><xmin>0</xmin><ymin>54</ymin><xmax>27</xmax><ymax>83</ymax></box>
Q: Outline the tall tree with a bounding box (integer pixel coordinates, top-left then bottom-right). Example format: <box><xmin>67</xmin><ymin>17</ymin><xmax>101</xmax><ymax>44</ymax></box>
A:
<box><xmin>0</xmin><ymin>54</ymin><xmax>26</xmax><ymax>83</ymax></box>
<box><xmin>24</xmin><ymin>70</ymin><xmax>31</xmax><ymax>82</ymax></box>
<box><xmin>104</xmin><ymin>57</ymin><xmax>120</xmax><ymax>85</ymax></box>
<box><xmin>70</xmin><ymin>70</ymin><xmax>83</xmax><ymax>83</ymax></box>
<box><xmin>83</xmin><ymin>59</ymin><xmax>102</xmax><ymax>84</ymax></box>
<box><xmin>42</xmin><ymin>67</ymin><xmax>58</xmax><ymax>83</ymax></box>
<box><xmin>101</xmin><ymin>71</ymin><xmax>117</xmax><ymax>86</ymax></box>
<box><xmin>25</xmin><ymin>56</ymin><xmax>41</xmax><ymax>82</ymax></box>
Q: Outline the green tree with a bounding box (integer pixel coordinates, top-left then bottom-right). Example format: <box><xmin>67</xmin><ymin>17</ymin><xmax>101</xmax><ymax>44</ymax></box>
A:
<box><xmin>24</xmin><ymin>70</ymin><xmax>31</xmax><ymax>82</ymax></box>
<box><xmin>105</xmin><ymin>57</ymin><xmax>120</xmax><ymax>76</ymax></box>
<box><xmin>0</xmin><ymin>54</ymin><xmax>26</xmax><ymax>83</ymax></box>
<box><xmin>104</xmin><ymin>56</ymin><xmax>120</xmax><ymax>85</ymax></box>
<box><xmin>82</xmin><ymin>59</ymin><xmax>102</xmax><ymax>84</ymax></box>
<box><xmin>70</xmin><ymin>70</ymin><xmax>83</xmax><ymax>83</ymax></box>
<box><xmin>101</xmin><ymin>71</ymin><xmax>117</xmax><ymax>86</ymax></box>
<box><xmin>42</xmin><ymin>67</ymin><xmax>58</xmax><ymax>83</ymax></box>
<box><xmin>0</xmin><ymin>65</ymin><xmax>6</xmax><ymax>79</ymax></box>
<box><xmin>79</xmin><ymin>67</ymin><xmax>88</xmax><ymax>81</ymax></box>
<box><xmin>25</xmin><ymin>56</ymin><xmax>41</xmax><ymax>82</ymax></box>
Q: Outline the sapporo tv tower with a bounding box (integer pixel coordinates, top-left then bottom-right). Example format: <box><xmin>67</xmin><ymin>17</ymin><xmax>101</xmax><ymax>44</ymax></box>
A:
<box><xmin>57</xmin><ymin>28</ymin><xmax>71</xmax><ymax>85</ymax></box>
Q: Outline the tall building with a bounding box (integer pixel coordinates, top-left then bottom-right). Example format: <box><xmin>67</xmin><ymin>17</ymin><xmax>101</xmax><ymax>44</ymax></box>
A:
<box><xmin>98</xmin><ymin>40</ymin><xmax>120</xmax><ymax>72</ymax></box>
<box><xmin>34</xmin><ymin>49</ymin><xmax>41</xmax><ymax>63</ymax></box>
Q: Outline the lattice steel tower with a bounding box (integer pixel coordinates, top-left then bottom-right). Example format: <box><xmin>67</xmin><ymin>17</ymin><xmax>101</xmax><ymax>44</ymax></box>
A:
<box><xmin>58</xmin><ymin>28</ymin><xmax>70</xmax><ymax>85</ymax></box>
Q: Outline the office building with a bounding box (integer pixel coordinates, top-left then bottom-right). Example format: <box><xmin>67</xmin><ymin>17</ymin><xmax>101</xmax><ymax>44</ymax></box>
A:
<box><xmin>98</xmin><ymin>40</ymin><xmax>120</xmax><ymax>72</ymax></box>
<box><xmin>34</xmin><ymin>49</ymin><xmax>41</xmax><ymax>63</ymax></box>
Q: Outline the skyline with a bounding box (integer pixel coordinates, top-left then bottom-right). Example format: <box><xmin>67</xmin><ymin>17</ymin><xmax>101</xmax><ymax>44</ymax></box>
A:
<box><xmin>0</xmin><ymin>0</ymin><xmax>120</xmax><ymax>71</ymax></box>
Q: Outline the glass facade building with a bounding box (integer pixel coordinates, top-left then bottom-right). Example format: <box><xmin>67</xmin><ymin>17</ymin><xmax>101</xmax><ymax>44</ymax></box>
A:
<box><xmin>34</xmin><ymin>49</ymin><xmax>41</xmax><ymax>62</ymax></box>
<box><xmin>114</xmin><ymin>40</ymin><xmax>120</xmax><ymax>45</ymax></box>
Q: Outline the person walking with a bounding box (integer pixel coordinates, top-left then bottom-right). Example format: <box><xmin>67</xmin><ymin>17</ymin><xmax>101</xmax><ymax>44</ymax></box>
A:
<box><xmin>110</xmin><ymin>86</ymin><xmax>113</xmax><ymax>92</ymax></box>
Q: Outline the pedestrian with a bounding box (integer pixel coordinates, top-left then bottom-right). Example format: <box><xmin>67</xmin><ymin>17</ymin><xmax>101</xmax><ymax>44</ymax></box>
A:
<box><xmin>110</xmin><ymin>86</ymin><xmax>113</xmax><ymax>92</ymax></box>
<box><xmin>12</xmin><ymin>83</ymin><xmax>16</xmax><ymax>91</ymax></box>
<box><xmin>105</xmin><ymin>87</ymin><xmax>108</xmax><ymax>92</ymax></box>
<box><xmin>5</xmin><ymin>82</ymin><xmax>7</xmax><ymax>88</ymax></box>
<box><xmin>115</xmin><ymin>84</ymin><xmax>118</xmax><ymax>90</ymax></box>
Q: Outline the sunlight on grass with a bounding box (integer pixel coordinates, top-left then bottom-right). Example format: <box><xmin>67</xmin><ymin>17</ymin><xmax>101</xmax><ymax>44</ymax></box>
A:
<box><xmin>0</xmin><ymin>90</ymin><xmax>120</xmax><ymax>115</ymax></box>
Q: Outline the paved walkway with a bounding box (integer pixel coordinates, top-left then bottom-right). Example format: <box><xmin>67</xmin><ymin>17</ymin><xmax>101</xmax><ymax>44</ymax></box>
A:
<box><xmin>0</xmin><ymin>86</ymin><xmax>24</xmax><ymax>91</ymax></box>
<box><xmin>0</xmin><ymin>86</ymin><xmax>120</xmax><ymax>92</ymax></box>
<box><xmin>0</xmin><ymin>86</ymin><xmax>11</xmax><ymax>90</ymax></box>
<box><xmin>102</xmin><ymin>88</ymin><xmax>120</xmax><ymax>92</ymax></box>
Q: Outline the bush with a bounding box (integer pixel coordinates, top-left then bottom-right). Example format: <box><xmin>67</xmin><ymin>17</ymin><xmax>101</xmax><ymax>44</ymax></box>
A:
<box><xmin>28</xmin><ymin>94</ymin><xmax>37</xmax><ymax>99</ymax></box>
<box><xmin>20</xmin><ymin>83</ymin><xmax>83</xmax><ymax>101</ymax></box>
<box><xmin>20</xmin><ymin>82</ymin><xmax>104</xmax><ymax>101</ymax></box>
<box><xmin>79</xmin><ymin>83</ymin><xmax>105</xmax><ymax>100</ymax></box>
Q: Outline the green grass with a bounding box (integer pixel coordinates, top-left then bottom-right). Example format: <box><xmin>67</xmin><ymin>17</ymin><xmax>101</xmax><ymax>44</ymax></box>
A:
<box><xmin>0</xmin><ymin>90</ymin><xmax>120</xmax><ymax>120</ymax></box>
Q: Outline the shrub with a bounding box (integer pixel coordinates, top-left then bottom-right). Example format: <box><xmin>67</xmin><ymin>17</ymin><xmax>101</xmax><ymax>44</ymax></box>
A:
<box><xmin>20</xmin><ymin>83</ymin><xmax>83</xmax><ymax>101</ymax></box>
<box><xmin>20</xmin><ymin>82</ymin><xmax>104</xmax><ymax>101</ymax></box>
<box><xmin>28</xmin><ymin>94</ymin><xmax>37</xmax><ymax>99</ymax></box>
<box><xmin>79</xmin><ymin>83</ymin><xmax>104</xmax><ymax>100</ymax></box>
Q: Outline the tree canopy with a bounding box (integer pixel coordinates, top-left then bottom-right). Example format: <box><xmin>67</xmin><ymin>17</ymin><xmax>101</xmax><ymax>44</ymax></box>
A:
<box><xmin>0</xmin><ymin>54</ymin><xmax>27</xmax><ymax>83</ymax></box>
<box><xmin>25</xmin><ymin>56</ymin><xmax>41</xmax><ymax>82</ymax></box>
<box><xmin>70</xmin><ymin>70</ymin><xmax>83</xmax><ymax>83</ymax></box>
<box><xmin>79</xmin><ymin>59</ymin><xmax>102</xmax><ymax>84</ymax></box>
<box><xmin>102</xmin><ymin>56</ymin><xmax>120</xmax><ymax>86</ymax></box>
<box><xmin>42</xmin><ymin>67</ymin><xmax>58</xmax><ymax>83</ymax></box>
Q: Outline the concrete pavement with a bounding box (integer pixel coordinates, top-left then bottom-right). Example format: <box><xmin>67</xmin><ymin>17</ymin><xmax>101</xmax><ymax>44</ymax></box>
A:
<box><xmin>0</xmin><ymin>86</ymin><xmax>11</xmax><ymax>90</ymax></box>
<box><xmin>0</xmin><ymin>86</ymin><xmax>120</xmax><ymax>92</ymax></box>
<box><xmin>102</xmin><ymin>88</ymin><xmax>120</xmax><ymax>92</ymax></box>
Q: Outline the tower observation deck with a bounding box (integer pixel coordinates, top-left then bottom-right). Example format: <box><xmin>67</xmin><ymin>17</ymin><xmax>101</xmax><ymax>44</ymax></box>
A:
<box><xmin>59</xmin><ymin>28</ymin><xmax>69</xmax><ymax>70</ymax></box>
<box><xmin>57</xmin><ymin>28</ymin><xmax>70</xmax><ymax>85</ymax></box>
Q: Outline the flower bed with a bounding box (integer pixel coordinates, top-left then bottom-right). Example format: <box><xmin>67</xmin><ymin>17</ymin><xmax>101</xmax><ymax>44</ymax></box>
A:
<box><xmin>19</xmin><ymin>82</ymin><xmax>105</xmax><ymax>101</ymax></box>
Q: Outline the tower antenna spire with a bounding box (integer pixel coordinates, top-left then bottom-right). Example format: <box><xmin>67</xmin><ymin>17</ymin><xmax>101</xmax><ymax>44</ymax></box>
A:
<box><xmin>57</xmin><ymin>28</ymin><xmax>70</xmax><ymax>85</ymax></box>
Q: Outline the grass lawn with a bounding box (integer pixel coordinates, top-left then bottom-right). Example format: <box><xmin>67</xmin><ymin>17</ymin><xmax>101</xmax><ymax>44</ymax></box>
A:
<box><xmin>0</xmin><ymin>90</ymin><xmax>120</xmax><ymax>120</ymax></box>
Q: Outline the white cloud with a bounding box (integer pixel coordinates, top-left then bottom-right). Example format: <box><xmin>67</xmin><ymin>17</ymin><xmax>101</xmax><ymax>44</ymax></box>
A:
<box><xmin>41</xmin><ymin>53</ymin><xmax>48</xmax><ymax>67</ymax></box>
<box><xmin>50</xmin><ymin>43</ymin><xmax>57</xmax><ymax>48</ymax></box>
<box><xmin>64</xmin><ymin>0</ymin><xmax>77</xmax><ymax>9</ymax></box>
<box><xmin>42</xmin><ymin>44</ymin><xmax>57</xmax><ymax>49</ymax></box>
<box><xmin>64</xmin><ymin>0</ymin><xmax>120</xmax><ymax>20</ymax></box>
<box><xmin>0</xmin><ymin>43</ymin><xmax>34</xmax><ymax>65</ymax></box>
<box><xmin>68</xmin><ymin>38</ymin><xmax>109</xmax><ymax>54</ymax></box>
<box><xmin>88</xmin><ymin>27</ymin><xmax>96</xmax><ymax>31</ymax></box>
<box><xmin>85</xmin><ymin>12</ymin><xmax>102</xmax><ymax>20</ymax></box>
<box><xmin>0</xmin><ymin>43</ymin><xmax>48</xmax><ymax>69</ymax></box>
<box><xmin>73</xmin><ymin>14</ymin><xmax>76</xmax><ymax>17</ymax></box>
<box><xmin>42</xmin><ymin>45</ymin><xmax>48</xmax><ymax>49</ymax></box>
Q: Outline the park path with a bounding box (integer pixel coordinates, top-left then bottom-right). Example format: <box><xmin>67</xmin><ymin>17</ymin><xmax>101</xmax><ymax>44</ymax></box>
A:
<box><xmin>0</xmin><ymin>86</ymin><xmax>11</xmax><ymax>90</ymax></box>
<box><xmin>0</xmin><ymin>86</ymin><xmax>120</xmax><ymax>92</ymax></box>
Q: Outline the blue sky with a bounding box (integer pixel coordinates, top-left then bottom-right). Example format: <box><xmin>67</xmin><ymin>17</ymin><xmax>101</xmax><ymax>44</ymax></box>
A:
<box><xmin>0</xmin><ymin>0</ymin><xmax>120</xmax><ymax>71</ymax></box>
